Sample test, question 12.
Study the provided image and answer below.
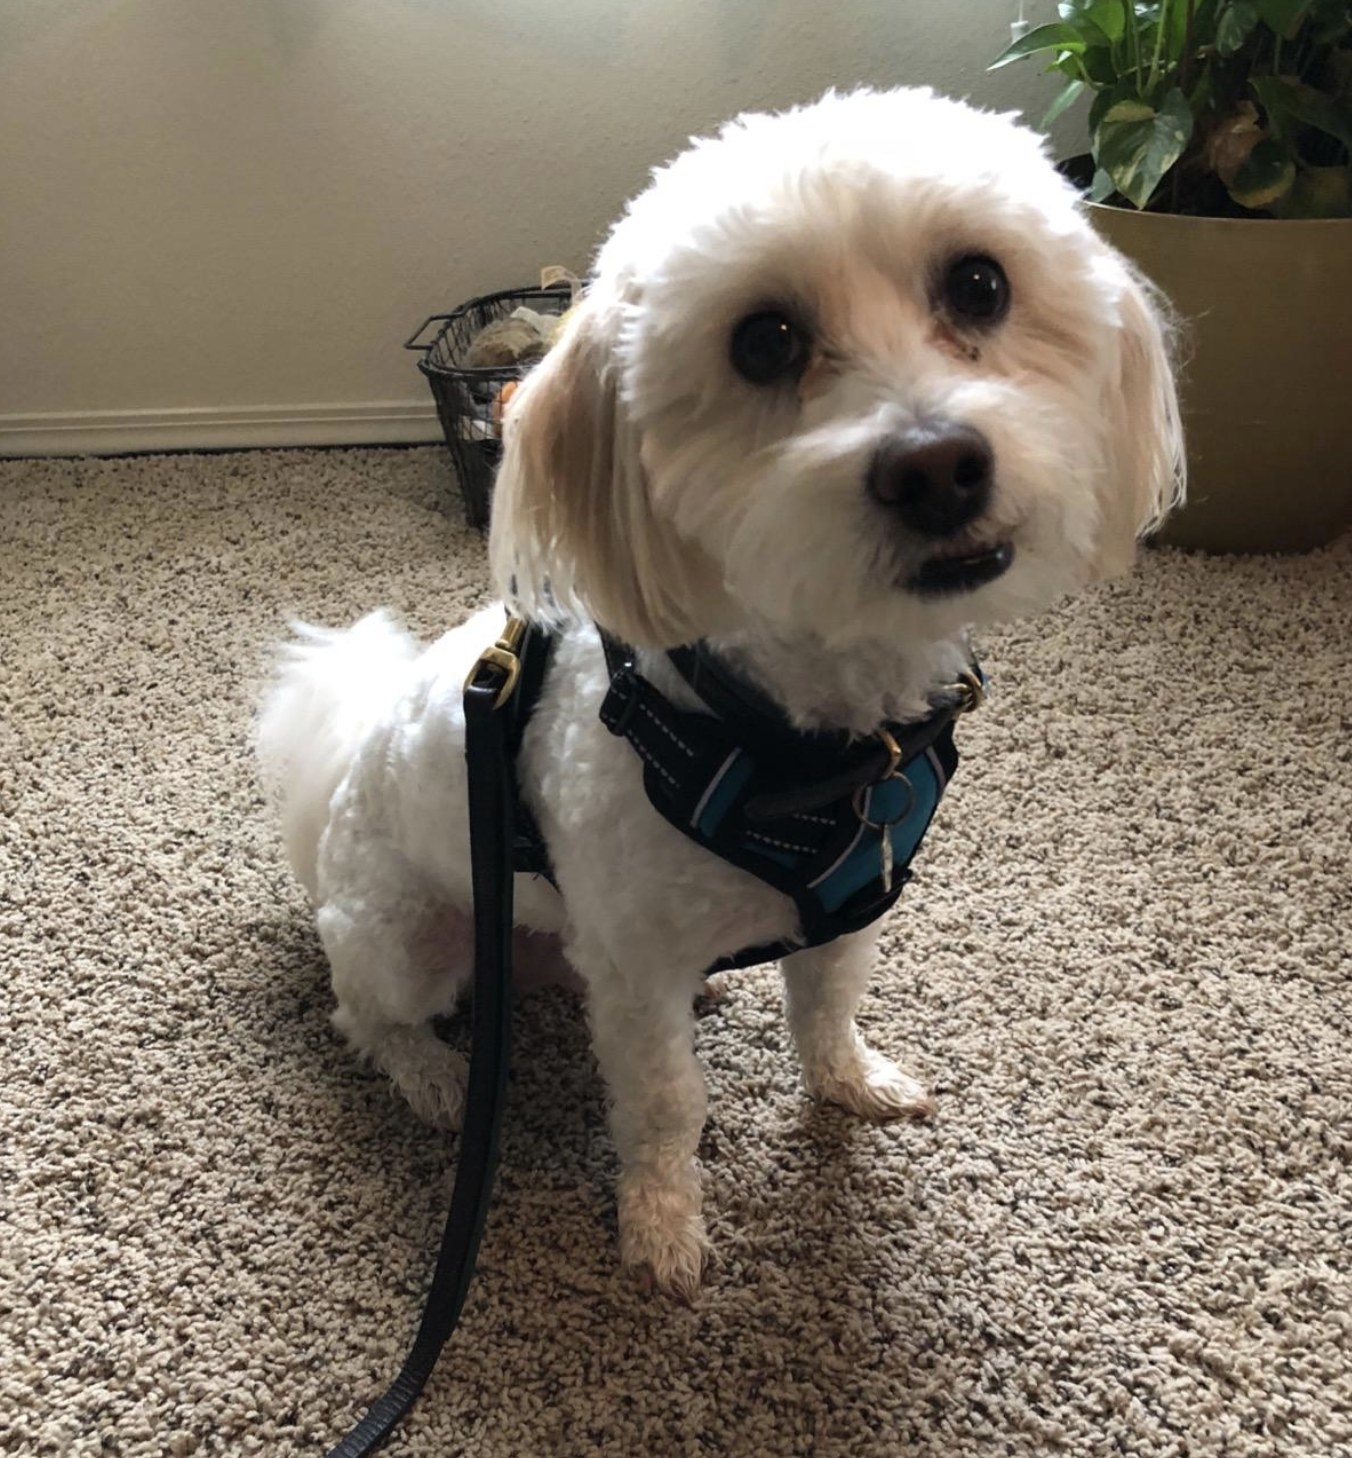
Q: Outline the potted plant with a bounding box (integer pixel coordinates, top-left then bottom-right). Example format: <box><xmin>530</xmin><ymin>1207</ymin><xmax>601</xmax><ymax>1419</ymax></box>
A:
<box><xmin>993</xmin><ymin>1</ymin><xmax>1352</xmax><ymax>552</ymax></box>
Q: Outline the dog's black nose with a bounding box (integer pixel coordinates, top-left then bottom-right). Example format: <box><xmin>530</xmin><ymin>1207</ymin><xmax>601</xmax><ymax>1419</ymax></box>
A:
<box><xmin>867</xmin><ymin>423</ymin><xmax>994</xmax><ymax>538</ymax></box>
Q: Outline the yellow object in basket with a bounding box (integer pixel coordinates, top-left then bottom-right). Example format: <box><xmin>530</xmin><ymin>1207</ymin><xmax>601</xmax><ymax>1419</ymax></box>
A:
<box><xmin>491</xmin><ymin>378</ymin><xmax>520</xmax><ymax>435</ymax></box>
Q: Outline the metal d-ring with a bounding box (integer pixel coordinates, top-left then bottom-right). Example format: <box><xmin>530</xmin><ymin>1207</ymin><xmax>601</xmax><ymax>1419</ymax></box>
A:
<box><xmin>852</xmin><ymin>772</ymin><xmax>916</xmax><ymax>830</ymax></box>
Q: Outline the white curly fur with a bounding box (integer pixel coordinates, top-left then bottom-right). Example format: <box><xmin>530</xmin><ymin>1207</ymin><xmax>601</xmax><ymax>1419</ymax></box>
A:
<box><xmin>257</xmin><ymin>88</ymin><xmax>1183</xmax><ymax>1300</ymax></box>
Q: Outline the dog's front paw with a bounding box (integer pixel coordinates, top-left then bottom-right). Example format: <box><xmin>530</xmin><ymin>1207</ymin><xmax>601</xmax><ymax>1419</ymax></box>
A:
<box><xmin>617</xmin><ymin>1167</ymin><xmax>710</xmax><ymax>1304</ymax></box>
<box><xmin>806</xmin><ymin>1042</ymin><xmax>936</xmax><ymax>1123</ymax></box>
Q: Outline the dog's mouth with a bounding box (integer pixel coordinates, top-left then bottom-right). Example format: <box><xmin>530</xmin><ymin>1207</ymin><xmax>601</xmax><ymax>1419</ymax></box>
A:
<box><xmin>908</xmin><ymin>540</ymin><xmax>1014</xmax><ymax>596</ymax></box>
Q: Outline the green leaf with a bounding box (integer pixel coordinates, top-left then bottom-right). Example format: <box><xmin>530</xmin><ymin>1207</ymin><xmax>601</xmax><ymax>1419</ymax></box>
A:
<box><xmin>1227</xmin><ymin>137</ymin><xmax>1297</xmax><ymax>206</ymax></box>
<box><xmin>1094</xmin><ymin>87</ymin><xmax>1195</xmax><ymax>207</ymax></box>
<box><xmin>1043</xmin><ymin>77</ymin><xmax>1090</xmax><ymax>130</ymax></box>
<box><xmin>1089</xmin><ymin>167</ymin><xmax>1119</xmax><ymax>201</ymax></box>
<box><xmin>1090</xmin><ymin>79</ymin><xmax>1148</xmax><ymax>133</ymax></box>
<box><xmin>1052</xmin><ymin>51</ymin><xmax>1092</xmax><ymax>81</ymax></box>
<box><xmin>1278</xmin><ymin>164</ymin><xmax>1352</xmax><ymax>217</ymax></box>
<box><xmin>1217</xmin><ymin>0</ymin><xmax>1262</xmax><ymax>54</ymax></box>
<box><xmin>1252</xmin><ymin>76</ymin><xmax>1352</xmax><ymax>153</ymax></box>
<box><xmin>1103</xmin><ymin>98</ymin><xmax>1158</xmax><ymax>123</ymax></box>
<box><xmin>1058</xmin><ymin>0</ymin><xmax>1127</xmax><ymax>43</ymax></box>
<box><xmin>1253</xmin><ymin>0</ymin><xmax>1312</xmax><ymax>37</ymax></box>
<box><xmin>989</xmin><ymin>19</ymin><xmax>1109</xmax><ymax>69</ymax></box>
<box><xmin>1073</xmin><ymin>44</ymin><xmax>1117</xmax><ymax>85</ymax></box>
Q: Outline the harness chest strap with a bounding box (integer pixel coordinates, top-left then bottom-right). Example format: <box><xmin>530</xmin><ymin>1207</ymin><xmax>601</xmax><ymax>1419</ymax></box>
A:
<box><xmin>476</xmin><ymin>613</ymin><xmax>984</xmax><ymax>966</ymax></box>
<box><xmin>594</xmin><ymin>630</ymin><xmax>983</xmax><ymax>971</ymax></box>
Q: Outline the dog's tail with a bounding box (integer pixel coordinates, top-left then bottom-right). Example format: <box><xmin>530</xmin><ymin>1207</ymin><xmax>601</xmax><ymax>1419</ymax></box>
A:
<box><xmin>256</xmin><ymin>609</ymin><xmax>420</xmax><ymax>900</ymax></box>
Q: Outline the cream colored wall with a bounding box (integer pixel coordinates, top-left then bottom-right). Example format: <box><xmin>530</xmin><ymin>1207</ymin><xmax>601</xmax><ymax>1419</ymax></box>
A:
<box><xmin>0</xmin><ymin>0</ymin><xmax>1070</xmax><ymax>455</ymax></box>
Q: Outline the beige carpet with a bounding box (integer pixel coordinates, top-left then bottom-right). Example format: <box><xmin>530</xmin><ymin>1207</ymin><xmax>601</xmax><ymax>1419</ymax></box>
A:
<box><xmin>3</xmin><ymin>447</ymin><xmax>1349</xmax><ymax>1458</ymax></box>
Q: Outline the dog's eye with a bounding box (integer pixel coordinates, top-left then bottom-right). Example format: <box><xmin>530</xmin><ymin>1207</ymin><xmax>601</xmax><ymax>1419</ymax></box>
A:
<box><xmin>730</xmin><ymin>311</ymin><xmax>808</xmax><ymax>385</ymax></box>
<box><xmin>943</xmin><ymin>256</ymin><xmax>1010</xmax><ymax>324</ymax></box>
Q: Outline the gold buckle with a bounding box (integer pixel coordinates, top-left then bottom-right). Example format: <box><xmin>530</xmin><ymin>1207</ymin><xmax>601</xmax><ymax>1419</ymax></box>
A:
<box><xmin>466</xmin><ymin>614</ymin><xmax>527</xmax><ymax>710</ymax></box>
<box><xmin>952</xmin><ymin>668</ymin><xmax>985</xmax><ymax>714</ymax></box>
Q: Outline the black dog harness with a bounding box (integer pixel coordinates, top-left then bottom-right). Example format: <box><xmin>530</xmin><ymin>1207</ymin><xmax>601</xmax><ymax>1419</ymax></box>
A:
<box><xmin>324</xmin><ymin>616</ymin><xmax>983</xmax><ymax>1456</ymax></box>
<box><xmin>510</xmin><ymin>622</ymin><xmax>983</xmax><ymax>970</ymax></box>
<box><xmin>597</xmin><ymin>632</ymin><xmax>982</xmax><ymax>968</ymax></box>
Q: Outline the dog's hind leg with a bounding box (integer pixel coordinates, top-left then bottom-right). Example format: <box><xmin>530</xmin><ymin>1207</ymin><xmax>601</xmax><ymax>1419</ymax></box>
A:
<box><xmin>317</xmin><ymin>874</ymin><xmax>474</xmax><ymax>1131</ymax></box>
<box><xmin>333</xmin><ymin>1005</ymin><xmax>469</xmax><ymax>1130</ymax></box>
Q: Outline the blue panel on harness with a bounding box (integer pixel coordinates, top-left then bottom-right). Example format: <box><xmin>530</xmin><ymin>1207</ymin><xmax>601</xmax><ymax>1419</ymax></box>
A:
<box><xmin>813</xmin><ymin>748</ymin><xmax>947</xmax><ymax>912</ymax></box>
<box><xmin>690</xmin><ymin>743</ymin><xmax>946</xmax><ymax>917</ymax></box>
<box><xmin>694</xmin><ymin>752</ymin><xmax>755</xmax><ymax>838</ymax></box>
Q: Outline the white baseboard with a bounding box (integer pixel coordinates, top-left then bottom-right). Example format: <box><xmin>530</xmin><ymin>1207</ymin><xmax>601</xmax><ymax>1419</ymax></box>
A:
<box><xmin>0</xmin><ymin>401</ymin><xmax>443</xmax><ymax>458</ymax></box>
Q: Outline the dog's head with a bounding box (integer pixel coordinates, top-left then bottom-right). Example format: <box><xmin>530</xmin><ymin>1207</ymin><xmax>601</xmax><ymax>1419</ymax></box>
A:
<box><xmin>491</xmin><ymin>87</ymin><xmax>1184</xmax><ymax>650</ymax></box>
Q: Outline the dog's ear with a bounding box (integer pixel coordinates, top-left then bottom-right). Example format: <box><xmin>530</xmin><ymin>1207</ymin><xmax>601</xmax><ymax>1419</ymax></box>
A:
<box><xmin>488</xmin><ymin>293</ymin><xmax>720</xmax><ymax>648</ymax></box>
<box><xmin>1094</xmin><ymin>263</ymin><xmax>1186</xmax><ymax>578</ymax></box>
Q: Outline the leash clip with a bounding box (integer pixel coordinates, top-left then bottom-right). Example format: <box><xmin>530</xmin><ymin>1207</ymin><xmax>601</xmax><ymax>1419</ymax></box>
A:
<box><xmin>466</xmin><ymin>615</ymin><xmax>527</xmax><ymax>710</ymax></box>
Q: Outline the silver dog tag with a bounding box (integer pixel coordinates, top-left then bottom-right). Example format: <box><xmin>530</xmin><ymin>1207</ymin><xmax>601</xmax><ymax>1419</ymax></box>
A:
<box><xmin>880</xmin><ymin>830</ymin><xmax>894</xmax><ymax>894</ymax></box>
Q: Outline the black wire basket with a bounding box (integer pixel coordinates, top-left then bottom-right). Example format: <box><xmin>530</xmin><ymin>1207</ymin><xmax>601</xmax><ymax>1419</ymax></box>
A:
<box><xmin>406</xmin><ymin>286</ymin><xmax>573</xmax><ymax>529</ymax></box>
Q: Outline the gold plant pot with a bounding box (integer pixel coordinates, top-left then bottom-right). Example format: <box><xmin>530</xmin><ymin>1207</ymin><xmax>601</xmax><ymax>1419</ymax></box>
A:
<box><xmin>1088</xmin><ymin>203</ymin><xmax>1352</xmax><ymax>553</ymax></box>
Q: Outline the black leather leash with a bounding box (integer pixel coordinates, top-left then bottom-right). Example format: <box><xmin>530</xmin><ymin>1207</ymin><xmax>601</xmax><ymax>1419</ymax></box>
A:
<box><xmin>323</xmin><ymin>621</ymin><xmax>524</xmax><ymax>1457</ymax></box>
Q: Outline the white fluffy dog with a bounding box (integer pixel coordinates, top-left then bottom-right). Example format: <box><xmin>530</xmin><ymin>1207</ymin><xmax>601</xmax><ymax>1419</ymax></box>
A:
<box><xmin>258</xmin><ymin>88</ymin><xmax>1182</xmax><ymax>1300</ymax></box>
